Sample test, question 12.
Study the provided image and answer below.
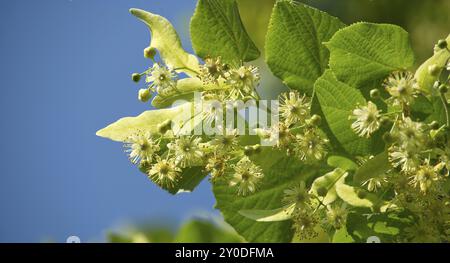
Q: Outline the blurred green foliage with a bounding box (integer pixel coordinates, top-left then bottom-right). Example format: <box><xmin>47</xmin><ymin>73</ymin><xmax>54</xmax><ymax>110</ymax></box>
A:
<box><xmin>238</xmin><ymin>0</ymin><xmax>450</xmax><ymax>65</ymax></box>
<box><xmin>106</xmin><ymin>218</ymin><xmax>244</xmax><ymax>243</ymax></box>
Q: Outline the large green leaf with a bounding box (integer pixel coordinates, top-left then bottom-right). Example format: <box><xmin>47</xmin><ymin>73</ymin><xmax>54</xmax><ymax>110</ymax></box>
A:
<box><xmin>265</xmin><ymin>1</ymin><xmax>345</xmax><ymax>94</ymax></box>
<box><xmin>190</xmin><ymin>0</ymin><xmax>260</xmax><ymax>63</ymax></box>
<box><xmin>415</xmin><ymin>34</ymin><xmax>450</xmax><ymax>94</ymax></box>
<box><xmin>213</xmin><ymin>150</ymin><xmax>320</xmax><ymax>242</ymax></box>
<box><xmin>314</xmin><ymin>70</ymin><xmax>376</xmax><ymax>156</ymax></box>
<box><xmin>96</xmin><ymin>102</ymin><xmax>200</xmax><ymax>142</ymax></box>
<box><xmin>326</xmin><ymin>22</ymin><xmax>415</xmax><ymax>89</ymax></box>
<box><xmin>130</xmin><ymin>8</ymin><xmax>200</xmax><ymax>76</ymax></box>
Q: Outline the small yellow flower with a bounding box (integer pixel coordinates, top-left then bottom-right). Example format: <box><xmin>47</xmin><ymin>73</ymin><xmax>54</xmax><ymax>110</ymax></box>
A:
<box><xmin>294</xmin><ymin>129</ymin><xmax>328</xmax><ymax>162</ymax></box>
<box><xmin>124</xmin><ymin>131</ymin><xmax>160</xmax><ymax>164</ymax></box>
<box><xmin>282</xmin><ymin>182</ymin><xmax>311</xmax><ymax>208</ymax></box>
<box><xmin>148</xmin><ymin>158</ymin><xmax>181</xmax><ymax>188</ymax></box>
<box><xmin>146</xmin><ymin>63</ymin><xmax>177</xmax><ymax>93</ymax></box>
<box><xmin>350</xmin><ymin>101</ymin><xmax>381</xmax><ymax>138</ymax></box>
<box><xmin>229</xmin><ymin>156</ymin><xmax>264</xmax><ymax>196</ymax></box>
<box><xmin>383</xmin><ymin>71</ymin><xmax>418</xmax><ymax>105</ymax></box>
<box><xmin>168</xmin><ymin>136</ymin><xmax>203</xmax><ymax>168</ymax></box>
<box><xmin>279</xmin><ymin>91</ymin><xmax>311</xmax><ymax>126</ymax></box>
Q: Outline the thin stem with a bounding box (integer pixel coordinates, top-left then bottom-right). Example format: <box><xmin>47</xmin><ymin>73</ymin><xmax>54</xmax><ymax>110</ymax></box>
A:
<box><xmin>439</xmin><ymin>92</ymin><xmax>450</xmax><ymax>127</ymax></box>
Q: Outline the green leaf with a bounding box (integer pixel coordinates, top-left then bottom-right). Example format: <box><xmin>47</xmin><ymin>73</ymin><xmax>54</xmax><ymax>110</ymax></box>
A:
<box><xmin>353</xmin><ymin>151</ymin><xmax>391</xmax><ymax>185</ymax></box>
<box><xmin>310</xmin><ymin>168</ymin><xmax>347</xmax><ymax>205</ymax></box>
<box><xmin>96</xmin><ymin>102</ymin><xmax>199</xmax><ymax>142</ymax></box>
<box><xmin>190</xmin><ymin>0</ymin><xmax>260</xmax><ymax>63</ymax></box>
<box><xmin>213</xmin><ymin>151</ymin><xmax>321</xmax><ymax>242</ymax></box>
<box><xmin>346</xmin><ymin>211</ymin><xmax>412</xmax><ymax>242</ymax></box>
<box><xmin>130</xmin><ymin>8</ymin><xmax>200</xmax><ymax>77</ymax></box>
<box><xmin>239</xmin><ymin>204</ymin><xmax>295</xmax><ymax>222</ymax></box>
<box><xmin>415</xmin><ymin>34</ymin><xmax>450</xmax><ymax>94</ymax></box>
<box><xmin>332</xmin><ymin>227</ymin><xmax>354</xmax><ymax>243</ymax></box>
<box><xmin>327</xmin><ymin>156</ymin><xmax>358</xmax><ymax>171</ymax></box>
<box><xmin>265</xmin><ymin>1</ymin><xmax>345</xmax><ymax>94</ymax></box>
<box><xmin>167</xmin><ymin>167</ymin><xmax>208</xmax><ymax>195</ymax></box>
<box><xmin>326</xmin><ymin>22</ymin><xmax>415</xmax><ymax>89</ymax></box>
<box><xmin>314</xmin><ymin>70</ymin><xmax>377</xmax><ymax>155</ymax></box>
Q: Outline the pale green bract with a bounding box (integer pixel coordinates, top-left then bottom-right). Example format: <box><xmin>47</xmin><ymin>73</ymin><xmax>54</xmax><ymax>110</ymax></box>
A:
<box><xmin>96</xmin><ymin>102</ymin><xmax>198</xmax><ymax>142</ymax></box>
<box><xmin>415</xmin><ymin>34</ymin><xmax>450</xmax><ymax>95</ymax></box>
<box><xmin>310</xmin><ymin>168</ymin><xmax>347</xmax><ymax>205</ymax></box>
<box><xmin>239</xmin><ymin>204</ymin><xmax>296</xmax><ymax>222</ymax></box>
<box><xmin>130</xmin><ymin>8</ymin><xmax>200</xmax><ymax>77</ymax></box>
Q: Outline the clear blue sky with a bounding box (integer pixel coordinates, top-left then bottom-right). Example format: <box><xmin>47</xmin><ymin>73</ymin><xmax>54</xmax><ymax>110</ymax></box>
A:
<box><xmin>0</xmin><ymin>0</ymin><xmax>217</xmax><ymax>242</ymax></box>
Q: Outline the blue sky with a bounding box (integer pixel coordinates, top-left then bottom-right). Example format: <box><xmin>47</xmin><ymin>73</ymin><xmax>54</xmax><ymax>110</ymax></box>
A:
<box><xmin>0</xmin><ymin>0</ymin><xmax>218</xmax><ymax>242</ymax></box>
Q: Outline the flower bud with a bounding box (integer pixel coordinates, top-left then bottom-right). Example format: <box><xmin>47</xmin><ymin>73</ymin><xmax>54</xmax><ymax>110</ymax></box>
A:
<box><xmin>357</xmin><ymin>189</ymin><xmax>367</xmax><ymax>199</ymax></box>
<box><xmin>253</xmin><ymin>144</ymin><xmax>262</xmax><ymax>154</ymax></box>
<box><xmin>144</xmin><ymin>47</ymin><xmax>157</xmax><ymax>60</ymax></box>
<box><xmin>132</xmin><ymin>73</ymin><xmax>141</xmax><ymax>83</ymax></box>
<box><xmin>439</xmin><ymin>84</ymin><xmax>448</xmax><ymax>94</ymax></box>
<box><xmin>429</xmin><ymin>121</ymin><xmax>440</xmax><ymax>130</ymax></box>
<box><xmin>244</xmin><ymin>146</ymin><xmax>254</xmax><ymax>156</ymax></box>
<box><xmin>437</xmin><ymin>39</ymin><xmax>448</xmax><ymax>49</ymax></box>
<box><xmin>138</xmin><ymin>89</ymin><xmax>151</xmax><ymax>102</ymax></box>
<box><xmin>310</xmin><ymin>115</ymin><xmax>322</xmax><ymax>126</ymax></box>
<box><xmin>370</xmin><ymin>89</ymin><xmax>380</xmax><ymax>99</ymax></box>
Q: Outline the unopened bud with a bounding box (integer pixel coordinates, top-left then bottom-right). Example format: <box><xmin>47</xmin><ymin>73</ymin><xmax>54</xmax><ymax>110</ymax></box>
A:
<box><xmin>310</xmin><ymin>115</ymin><xmax>322</xmax><ymax>126</ymax></box>
<box><xmin>244</xmin><ymin>146</ymin><xmax>254</xmax><ymax>156</ymax></box>
<box><xmin>138</xmin><ymin>89</ymin><xmax>151</xmax><ymax>102</ymax></box>
<box><xmin>132</xmin><ymin>73</ymin><xmax>141</xmax><ymax>83</ymax></box>
<box><xmin>429</xmin><ymin>121</ymin><xmax>440</xmax><ymax>130</ymax></box>
<box><xmin>439</xmin><ymin>84</ymin><xmax>448</xmax><ymax>94</ymax></box>
<box><xmin>357</xmin><ymin>189</ymin><xmax>367</xmax><ymax>199</ymax></box>
<box><xmin>144</xmin><ymin>47</ymin><xmax>157</xmax><ymax>60</ymax></box>
<box><xmin>253</xmin><ymin>144</ymin><xmax>262</xmax><ymax>154</ymax></box>
<box><xmin>437</xmin><ymin>39</ymin><xmax>448</xmax><ymax>49</ymax></box>
<box><xmin>370</xmin><ymin>89</ymin><xmax>380</xmax><ymax>99</ymax></box>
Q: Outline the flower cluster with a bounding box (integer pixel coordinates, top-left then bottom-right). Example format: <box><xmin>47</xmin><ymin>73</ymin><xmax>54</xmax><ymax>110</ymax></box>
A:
<box><xmin>345</xmin><ymin>69</ymin><xmax>450</xmax><ymax>242</ymax></box>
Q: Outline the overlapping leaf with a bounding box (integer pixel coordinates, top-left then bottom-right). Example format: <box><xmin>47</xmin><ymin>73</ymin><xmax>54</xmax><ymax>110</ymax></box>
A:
<box><xmin>265</xmin><ymin>1</ymin><xmax>345</xmax><ymax>94</ymax></box>
<box><xmin>190</xmin><ymin>0</ymin><xmax>260</xmax><ymax>63</ymax></box>
<box><xmin>326</xmin><ymin>22</ymin><xmax>415</xmax><ymax>89</ymax></box>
